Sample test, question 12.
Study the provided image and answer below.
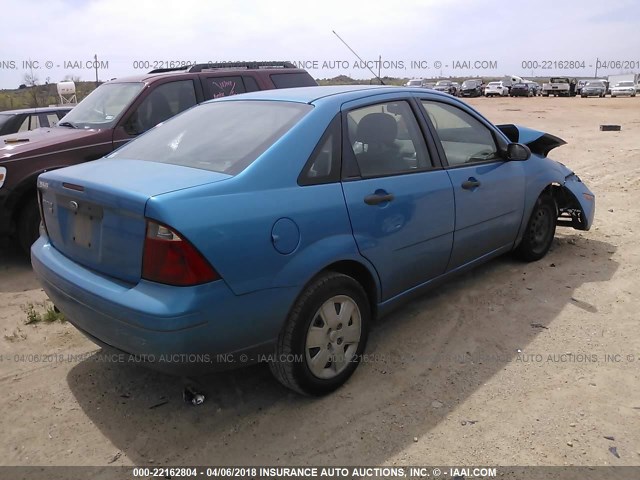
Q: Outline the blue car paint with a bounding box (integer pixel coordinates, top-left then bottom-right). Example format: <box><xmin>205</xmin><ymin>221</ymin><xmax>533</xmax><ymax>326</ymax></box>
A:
<box><xmin>31</xmin><ymin>86</ymin><xmax>595</xmax><ymax>372</ymax></box>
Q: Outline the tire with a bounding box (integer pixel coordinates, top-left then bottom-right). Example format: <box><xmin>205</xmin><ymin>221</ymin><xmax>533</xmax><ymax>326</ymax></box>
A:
<box><xmin>269</xmin><ymin>272</ymin><xmax>370</xmax><ymax>395</ymax></box>
<box><xmin>515</xmin><ymin>194</ymin><xmax>557</xmax><ymax>262</ymax></box>
<box><xmin>17</xmin><ymin>197</ymin><xmax>41</xmax><ymax>255</ymax></box>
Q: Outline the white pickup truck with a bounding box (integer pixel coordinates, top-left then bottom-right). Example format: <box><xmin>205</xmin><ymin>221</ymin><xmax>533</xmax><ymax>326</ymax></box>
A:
<box><xmin>542</xmin><ymin>77</ymin><xmax>572</xmax><ymax>97</ymax></box>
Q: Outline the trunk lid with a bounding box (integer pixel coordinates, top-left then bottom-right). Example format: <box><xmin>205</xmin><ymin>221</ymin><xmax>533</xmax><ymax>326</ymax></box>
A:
<box><xmin>38</xmin><ymin>159</ymin><xmax>231</xmax><ymax>283</ymax></box>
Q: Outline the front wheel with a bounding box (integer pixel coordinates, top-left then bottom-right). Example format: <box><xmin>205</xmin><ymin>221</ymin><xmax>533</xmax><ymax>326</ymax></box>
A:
<box><xmin>18</xmin><ymin>197</ymin><xmax>41</xmax><ymax>255</ymax></box>
<box><xmin>515</xmin><ymin>194</ymin><xmax>557</xmax><ymax>262</ymax></box>
<box><xmin>269</xmin><ymin>272</ymin><xmax>370</xmax><ymax>395</ymax></box>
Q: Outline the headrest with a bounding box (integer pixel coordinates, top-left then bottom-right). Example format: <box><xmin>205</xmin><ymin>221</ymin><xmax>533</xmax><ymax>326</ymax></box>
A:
<box><xmin>356</xmin><ymin>113</ymin><xmax>397</xmax><ymax>145</ymax></box>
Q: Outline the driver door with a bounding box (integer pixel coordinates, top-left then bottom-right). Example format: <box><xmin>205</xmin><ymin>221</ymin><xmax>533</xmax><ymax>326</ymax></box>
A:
<box><xmin>112</xmin><ymin>79</ymin><xmax>198</xmax><ymax>149</ymax></box>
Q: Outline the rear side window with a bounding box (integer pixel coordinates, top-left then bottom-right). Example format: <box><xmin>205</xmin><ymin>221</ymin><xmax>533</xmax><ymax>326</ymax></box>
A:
<box><xmin>270</xmin><ymin>73</ymin><xmax>317</xmax><ymax>88</ymax></box>
<box><xmin>242</xmin><ymin>76</ymin><xmax>259</xmax><ymax>92</ymax></box>
<box><xmin>207</xmin><ymin>76</ymin><xmax>246</xmax><ymax>98</ymax></box>
<box><xmin>109</xmin><ymin>101</ymin><xmax>312</xmax><ymax>175</ymax></box>
<box><xmin>298</xmin><ymin>116</ymin><xmax>341</xmax><ymax>186</ymax></box>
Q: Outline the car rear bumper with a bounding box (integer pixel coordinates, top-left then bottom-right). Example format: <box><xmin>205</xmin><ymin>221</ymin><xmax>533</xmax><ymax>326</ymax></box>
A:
<box><xmin>31</xmin><ymin>237</ymin><xmax>297</xmax><ymax>374</ymax></box>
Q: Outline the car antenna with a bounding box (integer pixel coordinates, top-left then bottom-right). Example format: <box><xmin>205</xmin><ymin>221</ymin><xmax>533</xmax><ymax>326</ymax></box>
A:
<box><xmin>332</xmin><ymin>30</ymin><xmax>385</xmax><ymax>86</ymax></box>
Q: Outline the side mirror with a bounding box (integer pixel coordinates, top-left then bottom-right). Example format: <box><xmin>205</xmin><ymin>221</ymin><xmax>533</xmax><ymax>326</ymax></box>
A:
<box><xmin>506</xmin><ymin>143</ymin><xmax>531</xmax><ymax>161</ymax></box>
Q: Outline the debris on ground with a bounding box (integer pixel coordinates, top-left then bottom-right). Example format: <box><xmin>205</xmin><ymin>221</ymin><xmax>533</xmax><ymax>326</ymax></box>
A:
<box><xmin>148</xmin><ymin>398</ymin><xmax>169</xmax><ymax>409</ymax></box>
<box><xmin>183</xmin><ymin>386</ymin><xmax>205</xmax><ymax>406</ymax></box>
<box><xmin>107</xmin><ymin>451</ymin><xmax>122</xmax><ymax>464</ymax></box>
<box><xmin>604</xmin><ymin>436</ymin><xmax>615</xmax><ymax>441</ymax></box>
<box><xmin>530</xmin><ymin>323</ymin><xmax>549</xmax><ymax>330</ymax></box>
<box><xmin>609</xmin><ymin>446</ymin><xmax>620</xmax><ymax>458</ymax></box>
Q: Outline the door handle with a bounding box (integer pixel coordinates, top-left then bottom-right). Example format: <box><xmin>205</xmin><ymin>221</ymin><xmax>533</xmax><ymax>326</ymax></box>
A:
<box><xmin>364</xmin><ymin>193</ymin><xmax>395</xmax><ymax>205</ymax></box>
<box><xmin>462</xmin><ymin>178</ymin><xmax>481</xmax><ymax>190</ymax></box>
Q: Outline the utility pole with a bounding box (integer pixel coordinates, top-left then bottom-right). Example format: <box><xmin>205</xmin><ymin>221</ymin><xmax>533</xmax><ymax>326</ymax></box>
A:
<box><xmin>594</xmin><ymin>58</ymin><xmax>598</xmax><ymax>79</ymax></box>
<box><xmin>94</xmin><ymin>54</ymin><xmax>99</xmax><ymax>86</ymax></box>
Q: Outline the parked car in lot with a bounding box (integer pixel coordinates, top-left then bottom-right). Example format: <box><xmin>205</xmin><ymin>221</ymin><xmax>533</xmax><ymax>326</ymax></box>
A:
<box><xmin>433</xmin><ymin>80</ymin><xmax>458</xmax><ymax>95</ymax></box>
<box><xmin>32</xmin><ymin>85</ymin><xmax>595</xmax><ymax>395</ymax></box>
<box><xmin>405</xmin><ymin>79</ymin><xmax>428</xmax><ymax>88</ymax></box>
<box><xmin>0</xmin><ymin>106</ymin><xmax>73</xmax><ymax>136</ymax></box>
<box><xmin>460</xmin><ymin>79</ymin><xmax>483</xmax><ymax>97</ymax></box>
<box><xmin>581</xmin><ymin>81</ymin><xmax>607</xmax><ymax>98</ymax></box>
<box><xmin>510</xmin><ymin>83</ymin><xmax>534</xmax><ymax>97</ymax></box>
<box><xmin>542</xmin><ymin>77</ymin><xmax>573</xmax><ymax>97</ymax></box>
<box><xmin>610</xmin><ymin>81</ymin><xmax>637</xmax><ymax>97</ymax></box>
<box><xmin>0</xmin><ymin>62</ymin><xmax>316</xmax><ymax>253</ymax></box>
<box><xmin>484</xmin><ymin>81</ymin><xmax>509</xmax><ymax>97</ymax></box>
<box><xmin>527</xmin><ymin>82</ymin><xmax>541</xmax><ymax>96</ymax></box>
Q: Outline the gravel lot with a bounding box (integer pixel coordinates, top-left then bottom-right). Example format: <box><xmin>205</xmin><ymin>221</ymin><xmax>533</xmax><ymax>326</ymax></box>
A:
<box><xmin>1</xmin><ymin>96</ymin><xmax>639</xmax><ymax>467</ymax></box>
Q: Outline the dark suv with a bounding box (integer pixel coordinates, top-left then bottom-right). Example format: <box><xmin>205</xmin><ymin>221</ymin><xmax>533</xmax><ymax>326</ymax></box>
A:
<box><xmin>0</xmin><ymin>62</ymin><xmax>316</xmax><ymax>252</ymax></box>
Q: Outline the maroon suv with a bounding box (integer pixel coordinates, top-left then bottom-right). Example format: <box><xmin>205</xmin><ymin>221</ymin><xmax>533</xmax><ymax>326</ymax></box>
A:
<box><xmin>0</xmin><ymin>62</ymin><xmax>316</xmax><ymax>252</ymax></box>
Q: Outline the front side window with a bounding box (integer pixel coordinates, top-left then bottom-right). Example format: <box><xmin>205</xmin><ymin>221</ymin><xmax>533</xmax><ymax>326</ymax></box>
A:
<box><xmin>421</xmin><ymin>101</ymin><xmax>499</xmax><ymax>167</ymax></box>
<box><xmin>345</xmin><ymin>101</ymin><xmax>431</xmax><ymax>178</ymax></box>
<box><xmin>125</xmin><ymin>80</ymin><xmax>197</xmax><ymax>135</ymax></box>
<box><xmin>109</xmin><ymin>100</ymin><xmax>312</xmax><ymax>175</ymax></box>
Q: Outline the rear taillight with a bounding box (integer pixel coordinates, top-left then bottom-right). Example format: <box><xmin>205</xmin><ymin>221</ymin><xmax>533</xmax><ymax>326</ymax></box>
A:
<box><xmin>37</xmin><ymin>190</ymin><xmax>48</xmax><ymax>237</ymax></box>
<box><xmin>142</xmin><ymin>221</ymin><xmax>219</xmax><ymax>286</ymax></box>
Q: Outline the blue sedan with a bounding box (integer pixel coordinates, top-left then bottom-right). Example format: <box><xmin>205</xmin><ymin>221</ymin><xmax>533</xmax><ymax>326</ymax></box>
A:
<box><xmin>31</xmin><ymin>86</ymin><xmax>595</xmax><ymax>395</ymax></box>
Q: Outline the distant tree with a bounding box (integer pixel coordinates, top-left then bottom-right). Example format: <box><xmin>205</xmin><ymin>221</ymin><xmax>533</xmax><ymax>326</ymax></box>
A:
<box><xmin>23</xmin><ymin>66</ymin><xmax>42</xmax><ymax>107</ymax></box>
<box><xmin>62</xmin><ymin>74</ymin><xmax>82</xmax><ymax>83</ymax></box>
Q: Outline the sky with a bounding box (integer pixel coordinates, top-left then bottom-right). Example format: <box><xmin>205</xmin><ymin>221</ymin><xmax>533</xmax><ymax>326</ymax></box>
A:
<box><xmin>0</xmin><ymin>0</ymin><xmax>639</xmax><ymax>89</ymax></box>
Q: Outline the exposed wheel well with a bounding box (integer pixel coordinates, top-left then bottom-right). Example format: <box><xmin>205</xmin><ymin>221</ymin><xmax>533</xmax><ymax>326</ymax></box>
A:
<box><xmin>321</xmin><ymin>260</ymin><xmax>379</xmax><ymax>319</ymax></box>
<box><xmin>541</xmin><ymin>183</ymin><xmax>586</xmax><ymax>229</ymax></box>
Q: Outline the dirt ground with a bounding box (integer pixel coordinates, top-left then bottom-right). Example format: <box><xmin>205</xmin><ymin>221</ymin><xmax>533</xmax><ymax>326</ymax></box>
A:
<box><xmin>0</xmin><ymin>96</ymin><xmax>639</xmax><ymax>468</ymax></box>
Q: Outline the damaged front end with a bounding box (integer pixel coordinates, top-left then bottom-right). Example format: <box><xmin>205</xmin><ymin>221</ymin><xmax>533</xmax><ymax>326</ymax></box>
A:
<box><xmin>498</xmin><ymin>124</ymin><xmax>595</xmax><ymax>231</ymax></box>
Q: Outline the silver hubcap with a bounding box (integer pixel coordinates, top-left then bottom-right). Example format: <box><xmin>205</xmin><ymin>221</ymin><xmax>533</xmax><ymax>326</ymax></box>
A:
<box><xmin>305</xmin><ymin>295</ymin><xmax>361</xmax><ymax>379</ymax></box>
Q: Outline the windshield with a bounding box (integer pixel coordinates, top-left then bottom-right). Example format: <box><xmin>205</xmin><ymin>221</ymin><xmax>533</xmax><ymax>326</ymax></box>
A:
<box><xmin>488</xmin><ymin>82</ymin><xmax>500</xmax><ymax>86</ymax></box>
<box><xmin>462</xmin><ymin>81</ymin><xmax>477</xmax><ymax>88</ymax></box>
<box><xmin>436</xmin><ymin>81</ymin><xmax>451</xmax><ymax>86</ymax></box>
<box><xmin>59</xmin><ymin>82</ymin><xmax>144</xmax><ymax>129</ymax></box>
<box><xmin>407</xmin><ymin>80</ymin><xmax>422</xmax><ymax>86</ymax></box>
<box><xmin>586</xmin><ymin>82</ymin><xmax>604</xmax><ymax>87</ymax></box>
<box><xmin>108</xmin><ymin>100</ymin><xmax>312</xmax><ymax>175</ymax></box>
<box><xmin>616</xmin><ymin>81</ymin><xmax>634</xmax><ymax>87</ymax></box>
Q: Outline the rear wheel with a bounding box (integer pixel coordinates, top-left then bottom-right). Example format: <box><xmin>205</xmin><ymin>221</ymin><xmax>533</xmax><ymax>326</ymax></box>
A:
<box><xmin>269</xmin><ymin>272</ymin><xmax>370</xmax><ymax>395</ymax></box>
<box><xmin>17</xmin><ymin>197</ymin><xmax>41</xmax><ymax>255</ymax></box>
<box><xmin>515</xmin><ymin>194</ymin><xmax>557</xmax><ymax>262</ymax></box>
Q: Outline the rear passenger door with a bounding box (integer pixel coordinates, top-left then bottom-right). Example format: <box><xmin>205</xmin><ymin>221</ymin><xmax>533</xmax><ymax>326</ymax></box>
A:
<box><xmin>340</xmin><ymin>97</ymin><xmax>455</xmax><ymax>300</ymax></box>
<box><xmin>419</xmin><ymin>99</ymin><xmax>525</xmax><ymax>270</ymax></box>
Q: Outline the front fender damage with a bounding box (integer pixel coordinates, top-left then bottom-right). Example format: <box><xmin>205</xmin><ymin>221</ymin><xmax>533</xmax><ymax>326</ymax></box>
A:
<box><xmin>554</xmin><ymin>174</ymin><xmax>595</xmax><ymax>231</ymax></box>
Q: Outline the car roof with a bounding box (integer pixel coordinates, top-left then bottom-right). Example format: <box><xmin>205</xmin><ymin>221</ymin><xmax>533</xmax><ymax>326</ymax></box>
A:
<box><xmin>214</xmin><ymin>85</ymin><xmax>455</xmax><ymax>105</ymax></box>
<box><xmin>108</xmin><ymin>67</ymin><xmax>311</xmax><ymax>84</ymax></box>
<box><xmin>0</xmin><ymin>106</ymin><xmax>73</xmax><ymax>115</ymax></box>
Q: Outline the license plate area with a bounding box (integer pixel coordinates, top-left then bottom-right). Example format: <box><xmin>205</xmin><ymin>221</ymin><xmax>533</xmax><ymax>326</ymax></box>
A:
<box><xmin>72</xmin><ymin>212</ymin><xmax>94</xmax><ymax>248</ymax></box>
<box><xmin>58</xmin><ymin>195</ymin><xmax>104</xmax><ymax>249</ymax></box>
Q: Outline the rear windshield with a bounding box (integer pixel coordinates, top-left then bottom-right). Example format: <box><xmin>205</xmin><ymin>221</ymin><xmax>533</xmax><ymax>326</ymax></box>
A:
<box><xmin>108</xmin><ymin>100</ymin><xmax>312</xmax><ymax>174</ymax></box>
